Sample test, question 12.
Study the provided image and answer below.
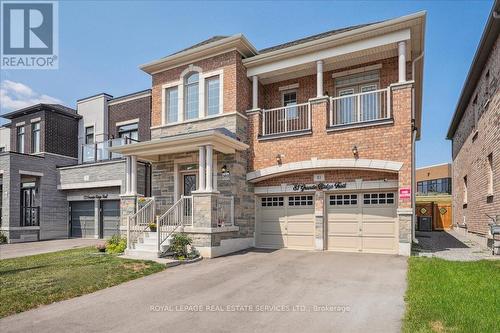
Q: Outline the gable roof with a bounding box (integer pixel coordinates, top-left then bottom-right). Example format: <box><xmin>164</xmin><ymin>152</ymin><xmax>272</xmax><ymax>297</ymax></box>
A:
<box><xmin>259</xmin><ymin>22</ymin><xmax>381</xmax><ymax>54</ymax></box>
<box><xmin>446</xmin><ymin>0</ymin><xmax>500</xmax><ymax>139</ymax></box>
<box><xmin>1</xmin><ymin>104</ymin><xmax>80</xmax><ymax>120</ymax></box>
<box><xmin>166</xmin><ymin>36</ymin><xmax>229</xmax><ymax>58</ymax></box>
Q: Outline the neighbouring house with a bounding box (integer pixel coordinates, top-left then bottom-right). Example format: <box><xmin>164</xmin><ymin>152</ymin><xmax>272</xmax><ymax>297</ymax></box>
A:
<box><xmin>0</xmin><ymin>90</ymin><xmax>152</xmax><ymax>242</ymax></box>
<box><xmin>0</xmin><ymin>104</ymin><xmax>80</xmax><ymax>242</ymax></box>
<box><xmin>446</xmin><ymin>0</ymin><xmax>500</xmax><ymax>249</ymax></box>
<box><xmin>0</xmin><ymin>125</ymin><xmax>10</xmax><ymax>152</ymax></box>
<box><xmin>415</xmin><ymin>163</ymin><xmax>452</xmax><ymax>231</ymax></box>
<box><xmin>110</xmin><ymin>11</ymin><xmax>426</xmax><ymax>257</ymax></box>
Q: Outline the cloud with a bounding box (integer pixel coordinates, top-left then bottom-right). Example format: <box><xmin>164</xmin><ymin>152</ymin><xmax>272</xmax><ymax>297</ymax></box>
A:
<box><xmin>0</xmin><ymin>80</ymin><xmax>62</xmax><ymax>113</ymax></box>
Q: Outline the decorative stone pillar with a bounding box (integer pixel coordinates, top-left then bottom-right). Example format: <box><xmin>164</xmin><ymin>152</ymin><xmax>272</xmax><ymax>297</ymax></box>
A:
<box><xmin>130</xmin><ymin>155</ymin><xmax>137</xmax><ymax>195</ymax></box>
<box><xmin>316</xmin><ymin>60</ymin><xmax>324</xmax><ymax>98</ymax></box>
<box><xmin>192</xmin><ymin>192</ymin><xmax>216</xmax><ymax>228</ymax></box>
<box><xmin>314</xmin><ymin>190</ymin><xmax>325</xmax><ymax>250</ymax></box>
<box><xmin>206</xmin><ymin>145</ymin><xmax>213</xmax><ymax>192</ymax></box>
<box><xmin>198</xmin><ymin>146</ymin><xmax>206</xmax><ymax>191</ymax></box>
<box><xmin>120</xmin><ymin>194</ymin><xmax>137</xmax><ymax>232</ymax></box>
<box><xmin>398</xmin><ymin>41</ymin><xmax>407</xmax><ymax>83</ymax></box>
<box><xmin>252</xmin><ymin>75</ymin><xmax>259</xmax><ymax>110</ymax></box>
<box><xmin>397</xmin><ymin>208</ymin><xmax>413</xmax><ymax>256</ymax></box>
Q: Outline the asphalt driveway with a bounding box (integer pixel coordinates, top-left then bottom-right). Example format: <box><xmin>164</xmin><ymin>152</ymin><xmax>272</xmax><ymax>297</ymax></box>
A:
<box><xmin>0</xmin><ymin>238</ymin><xmax>101</xmax><ymax>259</ymax></box>
<box><xmin>0</xmin><ymin>249</ymin><xmax>408</xmax><ymax>333</ymax></box>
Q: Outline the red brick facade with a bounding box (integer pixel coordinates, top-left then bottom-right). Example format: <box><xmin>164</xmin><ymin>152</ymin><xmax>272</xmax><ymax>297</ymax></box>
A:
<box><xmin>451</xmin><ymin>36</ymin><xmax>499</xmax><ymax>235</ymax></box>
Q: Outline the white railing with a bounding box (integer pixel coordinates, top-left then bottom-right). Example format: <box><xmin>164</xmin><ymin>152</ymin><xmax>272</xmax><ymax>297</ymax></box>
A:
<box><xmin>214</xmin><ymin>195</ymin><xmax>234</xmax><ymax>227</ymax></box>
<box><xmin>262</xmin><ymin>102</ymin><xmax>311</xmax><ymax>136</ymax></box>
<box><xmin>157</xmin><ymin>195</ymin><xmax>193</xmax><ymax>252</ymax></box>
<box><xmin>329</xmin><ymin>88</ymin><xmax>390</xmax><ymax>127</ymax></box>
<box><xmin>127</xmin><ymin>197</ymin><xmax>155</xmax><ymax>249</ymax></box>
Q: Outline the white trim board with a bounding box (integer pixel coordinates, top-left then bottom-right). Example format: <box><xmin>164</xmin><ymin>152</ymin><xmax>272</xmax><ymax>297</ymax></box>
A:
<box><xmin>116</xmin><ymin>118</ymin><xmax>139</xmax><ymax>127</ymax></box>
<box><xmin>19</xmin><ymin>170</ymin><xmax>43</xmax><ymax>177</ymax></box>
<box><xmin>57</xmin><ymin>179</ymin><xmax>122</xmax><ymax>190</ymax></box>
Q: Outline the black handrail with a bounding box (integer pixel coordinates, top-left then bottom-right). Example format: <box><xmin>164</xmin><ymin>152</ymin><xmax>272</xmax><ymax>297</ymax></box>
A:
<box><xmin>21</xmin><ymin>207</ymin><xmax>40</xmax><ymax>226</ymax></box>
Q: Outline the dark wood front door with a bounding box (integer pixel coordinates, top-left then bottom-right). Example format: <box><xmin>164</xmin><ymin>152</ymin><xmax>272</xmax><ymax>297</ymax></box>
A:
<box><xmin>183</xmin><ymin>174</ymin><xmax>197</xmax><ymax>196</ymax></box>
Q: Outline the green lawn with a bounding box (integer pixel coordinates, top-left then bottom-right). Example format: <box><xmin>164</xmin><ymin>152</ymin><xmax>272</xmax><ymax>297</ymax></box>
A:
<box><xmin>404</xmin><ymin>257</ymin><xmax>500</xmax><ymax>333</ymax></box>
<box><xmin>0</xmin><ymin>247</ymin><xmax>165</xmax><ymax>318</ymax></box>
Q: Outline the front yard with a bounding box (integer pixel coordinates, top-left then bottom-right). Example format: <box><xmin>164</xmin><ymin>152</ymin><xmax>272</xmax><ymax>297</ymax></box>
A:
<box><xmin>0</xmin><ymin>247</ymin><xmax>165</xmax><ymax>318</ymax></box>
<box><xmin>404</xmin><ymin>257</ymin><xmax>499</xmax><ymax>333</ymax></box>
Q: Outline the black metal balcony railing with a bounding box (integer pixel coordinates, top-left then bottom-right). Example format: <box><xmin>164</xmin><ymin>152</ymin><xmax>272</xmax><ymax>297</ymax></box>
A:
<box><xmin>81</xmin><ymin>137</ymin><xmax>138</xmax><ymax>164</ymax></box>
<box><xmin>21</xmin><ymin>207</ymin><xmax>40</xmax><ymax>226</ymax></box>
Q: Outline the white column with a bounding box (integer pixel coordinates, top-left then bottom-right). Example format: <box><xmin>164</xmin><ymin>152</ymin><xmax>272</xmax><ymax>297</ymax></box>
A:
<box><xmin>316</xmin><ymin>60</ymin><xmax>324</xmax><ymax>97</ymax></box>
<box><xmin>252</xmin><ymin>75</ymin><xmax>259</xmax><ymax>109</ymax></box>
<box><xmin>205</xmin><ymin>145</ymin><xmax>213</xmax><ymax>192</ymax></box>
<box><xmin>130</xmin><ymin>155</ymin><xmax>137</xmax><ymax>195</ymax></box>
<box><xmin>125</xmin><ymin>156</ymin><xmax>131</xmax><ymax>194</ymax></box>
<box><xmin>398</xmin><ymin>41</ymin><xmax>407</xmax><ymax>83</ymax></box>
<box><xmin>198</xmin><ymin>146</ymin><xmax>206</xmax><ymax>191</ymax></box>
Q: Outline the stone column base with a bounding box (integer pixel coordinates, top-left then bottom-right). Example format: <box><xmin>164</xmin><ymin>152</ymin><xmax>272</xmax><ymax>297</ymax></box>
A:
<box><xmin>397</xmin><ymin>208</ymin><xmax>413</xmax><ymax>256</ymax></box>
<box><xmin>120</xmin><ymin>194</ymin><xmax>137</xmax><ymax>230</ymax></box>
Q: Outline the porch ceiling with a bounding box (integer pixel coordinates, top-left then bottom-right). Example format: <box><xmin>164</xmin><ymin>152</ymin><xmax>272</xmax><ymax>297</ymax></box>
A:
<box><xmin>108</xmin><ymin>130</ymin><xmax>248</xmax><ymax>161</ymax></box>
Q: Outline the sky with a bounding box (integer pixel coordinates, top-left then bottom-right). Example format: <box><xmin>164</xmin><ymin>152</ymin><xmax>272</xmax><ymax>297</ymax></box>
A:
<box><xmin>0</xmin><ymin>0</ymin><xmax>494</xmax><ymax>167</ymax></box>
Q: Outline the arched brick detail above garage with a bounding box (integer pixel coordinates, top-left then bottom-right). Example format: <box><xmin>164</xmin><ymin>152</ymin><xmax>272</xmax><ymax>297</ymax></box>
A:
<box><xmin>247</xmin><ymin>158</ymin><xmax>403</xmax><ymax>183</ymax></box>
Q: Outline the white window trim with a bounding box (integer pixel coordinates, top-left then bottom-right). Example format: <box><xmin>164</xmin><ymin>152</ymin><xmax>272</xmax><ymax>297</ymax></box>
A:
<box><xmin>84</xmin><ymin>124</ymin><xmax>95</xmax><ymax>144</ymax></box>
<box><xmin>281</xmin><ymin>89</ymin><xmax>298</xmax><ymax>107</ymax></box>
<box><xmin>161</xmin><ymin>67</ymin><xmax>224</xmax><ymax>126</ymax></box>
<box><xmin>278</xmin><ymin>83</ymin><xmax>299</xmax><ymax>91</ymax></box>
<box><xmin>331</xmin><ymin>64</ymin><xmax>382</xmax><ymax>79</ymax></box>
<box><xmin>116</xmin><ymin>118</ymin><xmax>139</xmax><ymax>127</ymax></box>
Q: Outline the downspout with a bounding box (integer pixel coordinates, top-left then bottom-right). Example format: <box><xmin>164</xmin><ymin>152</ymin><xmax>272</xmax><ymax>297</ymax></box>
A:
<box><xmin>411</xmin><ymin>52</ymin><xmax>424</xmax><ymax>243</ymax></box>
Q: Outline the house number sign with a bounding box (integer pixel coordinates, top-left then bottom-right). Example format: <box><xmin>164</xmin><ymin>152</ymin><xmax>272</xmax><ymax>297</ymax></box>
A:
<box><xmin>291</xmin><ymin>182</ymin><xmax>347</xmax><ymax>192</ymax></box>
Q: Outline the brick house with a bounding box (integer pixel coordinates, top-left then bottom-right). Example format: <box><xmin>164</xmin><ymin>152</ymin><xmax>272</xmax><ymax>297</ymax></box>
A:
<box><xmin>111</xmin><ymin>12</ymin><xmax>426</xmax><ymax>257</ymax></box>
<box><xmin>446</xmin><ymin>1</ymin><xmax>499</xmax><ymax>248</ymax></box>
<box><xmin>0</xmin><ymin>104</ymin><xmax>80</xmax><ymax>242</ymax></box>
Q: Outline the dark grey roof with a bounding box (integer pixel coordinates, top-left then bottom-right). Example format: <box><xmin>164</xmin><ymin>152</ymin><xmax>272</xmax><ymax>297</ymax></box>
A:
<box><xmin>258</xmin><ymin>22</ymin><xmax>381</xmax><ymax>54</ymax></box>
<box><xmin>165</xmin><ymin>36</ymin><xmax>230</xmax><ymax>58</ymax></box>
<box><xmin>1</xmin><ymin>104</ymin><xmax>80</xmax><ymax>120</ymax></box>
<box><xmin>447</xmin><ymin>0</ymin><xmax>500</xmax><ymax>139</ymax></box>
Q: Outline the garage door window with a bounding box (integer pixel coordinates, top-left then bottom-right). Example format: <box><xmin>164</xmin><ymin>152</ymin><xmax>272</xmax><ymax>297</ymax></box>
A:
<box><xmin>329</xmin><ymin>194</ymin><xmax>357</xmax><ymax>205</ymax></box>
<box><xmin>289</xmin><ymin>195</ymin><xmax>313</xmax><ymax>206</ymax></box>
<box><xmin>262</xmin><ymin>197</ymin><xmax>284</xmax><ymax>207</ymax></box>
<box><xmin>363</xmin><ymin>193</ymin><xmax>395</xmax><ymax>205</ymax></box>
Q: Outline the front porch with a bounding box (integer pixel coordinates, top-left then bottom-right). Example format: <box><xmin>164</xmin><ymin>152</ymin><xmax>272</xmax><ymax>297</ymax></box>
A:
<box><xmin>108</xmin><ymin>129</ymin><xmax>255</xmax><ymax>258</ymax></box>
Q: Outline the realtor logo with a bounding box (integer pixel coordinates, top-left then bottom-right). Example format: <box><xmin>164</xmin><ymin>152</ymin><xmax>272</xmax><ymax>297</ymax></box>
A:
<box><xmin>1</xmin><ymin>1</ymin><xmax>58</xmax><ymax>69</ymax></box>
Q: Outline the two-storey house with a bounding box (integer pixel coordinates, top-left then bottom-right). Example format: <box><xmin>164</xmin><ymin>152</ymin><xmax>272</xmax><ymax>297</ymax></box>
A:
<box><xmin>112</xmin><ymin>12</ymin><xmax>426</xmax><ymax>257</ymax></box>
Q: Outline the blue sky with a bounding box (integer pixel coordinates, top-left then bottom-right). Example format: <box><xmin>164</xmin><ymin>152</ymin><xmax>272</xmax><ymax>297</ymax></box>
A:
<box><xmin>0</xmin><ymin>0</ymin><xmax>493</xmax><ymax>167</ymax></box>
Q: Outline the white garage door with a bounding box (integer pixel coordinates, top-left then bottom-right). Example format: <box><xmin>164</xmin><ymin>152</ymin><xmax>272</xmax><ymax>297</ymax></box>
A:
<box><xmin>327</xmin><ymin>192</ymin><xmax>397</xmax><ymax>254</ymax></box>
<box><xmin>257</xmin><ymin>195</ymin><xmax>315</xmax><ymax>250</ymax></box>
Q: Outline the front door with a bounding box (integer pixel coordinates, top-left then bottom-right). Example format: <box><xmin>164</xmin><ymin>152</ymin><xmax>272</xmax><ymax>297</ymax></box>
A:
<box><xmin>21</xmin><ymin>182</ymin><xmax>38</xmax><ymax>226</ymax></box>
<box><xmin>183</xmin><ymin>174</ymin><xmax>197</xmax><ymax>196</ymax></box>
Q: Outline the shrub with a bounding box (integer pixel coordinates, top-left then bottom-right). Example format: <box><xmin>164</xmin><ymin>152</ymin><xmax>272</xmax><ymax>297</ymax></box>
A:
<box><xmin>106</xmin><ymin>235</ymin><xmax>127</xmax><ymax>254</ymax></box>
<box><xmin>169</xmin><ymin>233</ymin><xmax>192</xmax><ymax>258</ymax></box>
<box><xmin>148</xmin><ymin>222</ymin><xmax>157</xmax><ymax>232</ymax></box>
<box><xmin>0</xmin><ymin>231</ymin><xmax>7</xmax><ymax>244</ymax></box>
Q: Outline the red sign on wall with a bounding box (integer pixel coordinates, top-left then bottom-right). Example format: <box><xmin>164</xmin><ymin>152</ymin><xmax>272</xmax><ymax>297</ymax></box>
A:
<box><xmin>400</xmin><ymin>188</ymin><xmax>411</xmax><ymax>199</ymax></box>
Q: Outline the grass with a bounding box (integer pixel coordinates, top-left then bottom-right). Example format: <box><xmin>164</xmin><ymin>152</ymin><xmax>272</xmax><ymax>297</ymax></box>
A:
<box><xmin>403</xmin><ymin>257</ymin><xmax>500</xmax><ymax>333</ymax></box>
<box><xmin>0</xmin><ymin>247</ymin><xmax>165</xmax><ymax>318</ymax></box>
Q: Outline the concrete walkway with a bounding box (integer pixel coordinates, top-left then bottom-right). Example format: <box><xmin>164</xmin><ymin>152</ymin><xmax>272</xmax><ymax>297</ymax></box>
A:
<box><xmin>0</xmin><ymin>249</ymin><xmax>407</xmax><ymax>333</ymax></box>
<box><xmin>415</xmin><ymin>230</ymin><xmax>497</xmax><ymax>261</ymax></box>
<box><xmin>0</xmin><ymin>238</ymin><xmax>101</xmax><ymax>259</ymax></box>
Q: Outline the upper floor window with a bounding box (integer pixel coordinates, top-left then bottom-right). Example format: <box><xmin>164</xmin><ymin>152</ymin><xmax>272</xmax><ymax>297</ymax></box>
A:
<box><xmin>487</xmin><ymin>153</ymin><xmax>493</xmax><ymax>195</ymax></box>
<box><xmin>16</xmin><ymin>126</ymin><xmax>25</xmax><ymax>153</ymax></box>
<box><xmin>166</xmin><ymin>87</ymin><xmax>178</xmax><ymax>123</ymax></box>
<box><xmin>417</xmin><ymin>178</ymin><xmax>452</xmax><ymax>195</ymax></box>
<box><xmin>463</xmin><ymin>176</ymin><xmax>468</xmax><ymax>204</ymax></box>
<box><xmin>184</xmin><ymin>72</ymin><xmax>199</xmax><ymax>120</ymax></box>
<box><xmin>206</xmin><ymin>75</ymin><xmax>220</xmax><ymax>116</ymax></box>
<box><xmin>85</xmin><ymin>126</ymin><xmax>94</xmax><ymax>144</ymax></box>
<box><xmin>118</xmin><ymin>123</ymin><xmax>138</xmax><ymax>141</ymax></box>
<box><xmin>31</xmin><ymin>122</ymin><xmax>41</xmax><ymax>153</ymax></box>
<box><xmin>282</xmin><ymin>90</ymin><xmax>298</xmax><ymax>118</ymax></box>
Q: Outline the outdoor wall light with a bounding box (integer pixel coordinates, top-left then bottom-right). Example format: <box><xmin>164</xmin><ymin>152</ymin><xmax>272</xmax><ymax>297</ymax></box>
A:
<box><xmin>276</xmin><ymin>154</ymin><xmax>284</xmax><ymax>166</ymax></box>
<box><xmin>352</xmin><ymin>145</ymin><xmax>359</xmax><ymax>158</ymax></box>
<box><xmin>221</xmin><ymin>165</ymin><xmax>230</xmax><ymax>180</ymax></box>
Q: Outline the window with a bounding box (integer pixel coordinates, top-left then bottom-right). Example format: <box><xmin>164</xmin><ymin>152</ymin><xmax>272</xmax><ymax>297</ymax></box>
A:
<box><xmin>118</xmin><ymin>123</ymin><xmax>138</xmax><ymax>141</ymax></box>
<box><xmin>363</xmin><ymin>193</ymin><xmax>395</xmax><ymax>205</ymax></box>
<box><xmin>289</xmin><ymin>195</ymin><xmax>313</xmax><ymax>206</ymax></box>
<box><xmin>31</xmin><ymin>122</ymin><xmax>40</xmax><ymax>153</ymax></box>
<box><xmin>16</xmin><ymin>126</ymin><xmax>25</xmax><ymax>153</ymax></box>
<box><xmin>463</xmin><ymin>176</ymin><xmax>468</xmax><ymax>204</ymax></box>
<box><xmin>417</xmin><ymin>178</ymin><xmax>451</xmax><ymax>194</ymax></box>
<box><xmin>184</xmin><ymin>72</ymin><xmax>199</xmax><ymax>120</ymax></box>
<box><xmin>165</xmin><ymin>87</ymin><xmax>178</xmax><ymax>123</ymax></box>
<box><xmin>85</xmin><ymin>126</ymin><xmax>94</xmax><ymax>144</ymax></box>
<box><xmin>329</xmin><ymin>194</ymin><xmax>357</xmax><ymax>206</ymax></box>
<box><xmin>282</xmin><ymin>90</ymin><xmax>298</xmax><ymax>118</ymax></box>
<box><xmin>337</xmin><ymin>88</ymin><xmax>355</xmax><ymax>124</ymax></box>
<box><xmin>360</xmin><ymin>84</ymin><xmax>379</xmax><ymax>121</ymax></box>
<box><xmin>0</xmin><ymin>147</ymin><xmax>4</xmax><ymax>152</ymax></box>
<box><xmin>261</xmin><ymin>197</ymin><xmax>284</xmax><ymax>207</ymax></box>
<box><xmin>206</xmin><ymin>76</ymin><xmax>220</xmax><ymax>116</ymax></box>
<box><xmin>487</xmin><ymin>153</ymin><xmax>493</xmax><ymax>195</ymax></box>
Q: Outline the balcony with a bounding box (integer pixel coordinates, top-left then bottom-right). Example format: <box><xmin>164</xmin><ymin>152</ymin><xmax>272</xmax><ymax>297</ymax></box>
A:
<box><xmin>262</xmin><ymin>102</ymin><xmax>311</xmax><ymax>138</ymax></box>
<box><xmin>329</xmin><ymin>88</ymin><xmax>391</xmax><ymax>128</ymax></box>
<box><xmin>81</xmin><ymin>137</ymin><xmax>136</xmax><ymax>164</ymax></box>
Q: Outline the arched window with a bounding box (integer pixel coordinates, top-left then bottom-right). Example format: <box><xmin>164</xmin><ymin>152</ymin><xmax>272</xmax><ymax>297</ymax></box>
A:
<box><xmin>184</xmin><ymin>72</ymin><xmax>199</xmax><ymax>120</ymax></box>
